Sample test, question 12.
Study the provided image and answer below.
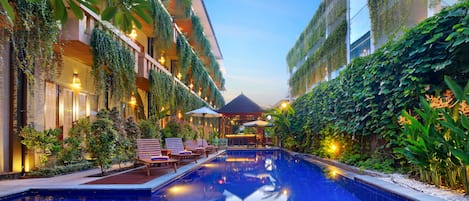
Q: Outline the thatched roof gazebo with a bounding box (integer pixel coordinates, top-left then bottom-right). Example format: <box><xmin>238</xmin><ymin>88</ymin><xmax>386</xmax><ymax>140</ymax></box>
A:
<box><xmin>217</xmin><ymin>93</ymin><xmax>265</xmax><ymax>138</ymax></box>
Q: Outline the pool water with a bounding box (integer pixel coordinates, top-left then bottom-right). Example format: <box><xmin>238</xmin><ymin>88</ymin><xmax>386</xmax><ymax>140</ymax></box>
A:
<box><xmin>152</xmin><ymin>150</ymin><xmax>408</xmax><ymax>201</ymax></box>
<box><xmin>2</xmin><ymin>150</ymin><xmax>410</xmax><ymax>201</ymax></box>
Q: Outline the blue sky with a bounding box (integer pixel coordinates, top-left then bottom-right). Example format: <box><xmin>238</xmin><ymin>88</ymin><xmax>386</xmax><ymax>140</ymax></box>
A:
<box><xmin>204</xmin><ymin>0</ymin><xmax>320</xmax><ymax>108</ymax></box>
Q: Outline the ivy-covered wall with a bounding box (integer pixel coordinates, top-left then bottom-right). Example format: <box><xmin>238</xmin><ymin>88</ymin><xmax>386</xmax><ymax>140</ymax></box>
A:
<box><xmin>287</xmin><ymin>0</ymin><xmax>347</xmax><ymax>97</ymax></box>
<box><xmin>290</xmin><ymin>2</ymin><xmax>468</xmax><ymax>155</ymax></box>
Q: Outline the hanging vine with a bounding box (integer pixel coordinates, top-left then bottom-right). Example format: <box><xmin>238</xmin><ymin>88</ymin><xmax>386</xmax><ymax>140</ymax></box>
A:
<box><xmin>90</xmin><ymin>28</ymin><xmax>136</xmax><ymax>104</ymax></box>
<box><xmin>11</xmin><ymin>0</ymin><xmax>62</xmax><ymax>82</ymax></box>
<box><xmin>289</xmin><ymin>19</ymin><xmax>347</xmax><ymax>96</ymax></box>
<box><xmin>150</xmin><ymin>0</ymin><xmax>174</xmax><ymax>50</ymax></box>
<box><xmin>286</xmin><ymin>2</ymin><xmax>325</xmax><ymax>72</ymax></box>
<box><xmin>176</xmin><ymin>34</ymin><xmax>192</xmax><ymax>75</ymax></box>
<box><xmin>368</xmin><ymin>0</ymin><xmax>411</xmax><ymax>47</ymax></box>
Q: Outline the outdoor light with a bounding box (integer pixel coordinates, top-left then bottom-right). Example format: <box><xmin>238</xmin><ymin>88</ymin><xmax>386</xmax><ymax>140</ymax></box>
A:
<box><xmin>267</xmin><ymin>115</ymin><xmax>272</xmax><ymax>120</ymax></box>
<box><xmin>178</xmin><ymin>112</ymin><xmax>182</xmax><ymax>119</ymax></box>
<box><xmin>177</xmin><ymin>73</ymin><xmax>182</xmax><ymax>80</ymax></box>
<box><xmin>129</xmin><ymin>94</ymin><xmax>137</xmax><ymax>106</ymax></box>
<box><xmin>281</xmin><ymin>102</ymin><xmax>288</xmax><ymax>109</ymax></box>
<box><xmin>198</xmin><ymin>90</ymin><xmax>202</xmax><ymax>96</ymax></box>
<box><xmin>330</xmin><ymin>143</ymin><xmax>338</xmax><ymax>153</ymax></box>
<box><xmin>158</xmin><ymin>52</ymin><xmax>166</xmax><ymax>64</ymax></box>
<box><xmin>128</xmin><ymin>27</ymin><xmax>137</xmax><ymax>40</ymax></box>
<box><xmin>72</xmin><ymin>73</ymin><xmax>81</xmax><ymax>89</ymax></box>
<box><xmin>189</xmin><ymin>83</ymin><xmax>194</xmax><ymax>89</ymax></box>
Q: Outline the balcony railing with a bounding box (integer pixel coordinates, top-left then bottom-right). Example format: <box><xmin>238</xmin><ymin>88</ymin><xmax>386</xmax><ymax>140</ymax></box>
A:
<box><xmin>60</xmin><ymin>3</ymin><xmax>212</xmax><ymax>107</ymax></box>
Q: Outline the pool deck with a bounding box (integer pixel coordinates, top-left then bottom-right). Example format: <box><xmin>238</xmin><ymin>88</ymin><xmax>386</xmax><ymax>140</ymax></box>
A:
<box><xmin>0</xmin><ymin>148</ymin><xmax>447</xmax><ymax>201</ymax></box>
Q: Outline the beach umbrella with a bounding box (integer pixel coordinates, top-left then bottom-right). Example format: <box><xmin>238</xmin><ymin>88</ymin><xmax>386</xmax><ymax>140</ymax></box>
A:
<box><xmin>186</xmin><ymin>107</ymin><xmax>222</xmax><ymax>138</ymax></box>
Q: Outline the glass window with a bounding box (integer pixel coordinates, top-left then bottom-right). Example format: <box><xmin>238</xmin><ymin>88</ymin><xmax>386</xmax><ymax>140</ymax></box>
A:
<box><xmin>44</xmin><ymin>82</ymin><xmax>57</xmax><ymax>130</ymax></box>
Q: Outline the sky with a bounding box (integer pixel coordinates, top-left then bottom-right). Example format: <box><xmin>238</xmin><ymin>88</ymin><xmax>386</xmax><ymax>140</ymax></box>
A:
<box><xmin>204</xmin><ymin>0</ymin><xmax>320</xmax><ymax>108</ymax></box>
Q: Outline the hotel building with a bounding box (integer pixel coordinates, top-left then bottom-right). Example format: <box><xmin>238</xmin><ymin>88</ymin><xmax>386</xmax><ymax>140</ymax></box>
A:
<box><xmin>0</xmin><ymin>0</ymin><xmax>224</xmax><ymax>173</ymax></box>
<box><xmin>287</xmin><ymin>0</ymin><xmax>460</xmax><ymax>97</ymax></box>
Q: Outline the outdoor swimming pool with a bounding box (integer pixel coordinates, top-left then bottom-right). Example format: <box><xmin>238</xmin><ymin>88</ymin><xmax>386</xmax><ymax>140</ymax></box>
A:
<box><xmin>152</xmin><ymin>150</ymin><xmax>408</xmax><ymax>201</ymax></box>
<box><xmin>2</xmin><ymin>150</ymin><xmax>411</xmax><ymax>201</ymax></box>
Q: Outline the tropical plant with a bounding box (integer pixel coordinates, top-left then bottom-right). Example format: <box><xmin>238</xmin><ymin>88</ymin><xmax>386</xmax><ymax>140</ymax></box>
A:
<box><xmin>124</xmin><ymin>116</ymin><xmax>142</xmax><ymax>158</ymax></box>
<box><xmin>59</xmin><ymin>118</ymin><xmax>90</xmax><ymax>164</ymax></box>
<box><xmin>398</xmin><ymin>77</ymin><xmax>469</xmax><ymax>193</ymax></box>
<box><xmin>138</xmin><ymin>118</ymin><xmax>161</xmax><ymax>140</ymax></box>
<box><xmin>1</xmin><ymin>0</ymin><xmax>151</xmax><ymax>33</ymax></box>
<box><xmin>267</xmin><ymin>105</ymin><xmax>295</xmax><ymax>149</ymax></box>
<box><xmin>87</xmin><ymin>109</ymin><xmax>117</xmax><ymax>176</ymax></box>
<box><xmin>20</xmin><ymin>126</ymin><xmax>61</xmax><ymax>167</ymax></box>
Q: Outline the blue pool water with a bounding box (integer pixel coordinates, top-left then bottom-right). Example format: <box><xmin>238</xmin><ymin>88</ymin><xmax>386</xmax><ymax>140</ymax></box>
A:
<box><xmin>2</xmin><ymin>150</ymin><xmax>410</xmax><ymax>201</ymax></box>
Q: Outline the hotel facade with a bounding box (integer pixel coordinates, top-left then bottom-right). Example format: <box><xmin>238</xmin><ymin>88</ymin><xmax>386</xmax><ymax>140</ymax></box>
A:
<box><xmin>0</xmin><ymin>0</ymin><xmax>224</xmax><ymax>173</ymax></box>
<box><xmin>287</xmin><ymin>0</ymin><xmax>460</xmax><ymax>97</ymax></box>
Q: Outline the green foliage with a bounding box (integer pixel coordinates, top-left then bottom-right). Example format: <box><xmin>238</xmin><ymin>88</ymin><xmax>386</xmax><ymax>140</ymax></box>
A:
<box><xmin>20</xmin><ymin>126</ymin><xmax>61</xmax><ymax>167</ymax></box>
<box><xmin>90</xmin><ymin>28</ymin><xmax>136</xmax><ymax>105</ymax></box>
<box><xmin>368</xmin><ymin>0</ymin><xmax>411</xmax><ymax>47</ymax></box>
<box><xmin>267</xmin><ymin>105</ymin><xmax>295</xmax><ymax>148</ymax></box>
<box><xmin>398</xmin><ymin>77</ymin><xmax>469</xmax><ymax>193</ymax></box>
<box><xmin>87</xmin><ymin>109</ymin><xmax>117</xmax><ymax>175</ymax></box>
<box><xmin>138</xmin><ymin>118</ymin><xmax>161</xmax><ymax>141</ymax></box>
<box><xmin>109</xmin><ymin>107</ymin><xmax>133</xmax><ymax>167</ymax></box>
<box><xmin>59</xmin><ymin>118</ymin><xmax>90</xmax><ymax>164</ymax></box>
<box><xmin>125</xmin><ymin>116</ymin><xmax>141</xmax><ymax>145</ymax></box>
<box><xmin>162</xmin><ymin>119</ymin><xmax>197</xmax><ymax>141</ymax></box>
<box><xmin>11</xmin><ymin>0</ymin><xmax>61</xmax><ymax>82</ymax></box>
<box><xmin>286</xmin><ymin>2</ymin><xmax>325</xmax><ymax>71</ymax></box>
<box><xmin>150</xmin><ymin>0</ymin><xmax>173</xmax><ymax>49</ymax></box>
<box><xmin>291</xmin><ymin>1</ymin><xmax>468</xmax><ymax>153</ymax></box>
<box><xmin>289</xmin><ymin>19</ymin><xmax>347</xmax><ymax>96</ymax></box>
<box><xmin>28</xmin><ymin>161</ymin><xmax>94</xmax><ymax>177</ymax></box>
<box><xmin>101</xmin><ymin>0</ymin><xmax>151</xmax><ymax>33</ymax></box>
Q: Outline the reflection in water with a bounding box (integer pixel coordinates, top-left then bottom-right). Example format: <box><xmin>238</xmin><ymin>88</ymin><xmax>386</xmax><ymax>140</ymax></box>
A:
<box><xmin>152</xmin><ymin>150</ymin><xmax>361</xmax><ymax>201</ymax></box>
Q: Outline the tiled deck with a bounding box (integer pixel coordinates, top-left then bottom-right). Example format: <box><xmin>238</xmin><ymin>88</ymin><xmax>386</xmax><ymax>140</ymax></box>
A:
<box><xmin>0</xmin><ymin>151</ymin><xmax>222</xmax><ymax>198</ymax></box>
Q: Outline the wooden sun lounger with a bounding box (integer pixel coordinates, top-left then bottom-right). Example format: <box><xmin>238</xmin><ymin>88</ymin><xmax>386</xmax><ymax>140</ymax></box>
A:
<box><xmin>165</xmin><ymin>138</ymin><xmax>200</xmax><ymax>164</ymax></box>
<box><xmin>136</xmin><ymin>139</ymin><xmax>178</xmax><ymax>176</ymax></box>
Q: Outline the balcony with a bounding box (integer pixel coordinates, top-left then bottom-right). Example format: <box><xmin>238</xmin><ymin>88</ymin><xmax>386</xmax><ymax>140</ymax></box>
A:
<box><xmin>60</xmin><ymin>5</ymin><xmax>141</xmax><ymax>72</ymax></box>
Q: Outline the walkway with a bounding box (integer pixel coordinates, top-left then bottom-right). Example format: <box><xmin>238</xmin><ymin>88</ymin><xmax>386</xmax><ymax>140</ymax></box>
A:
<box><xmin>0</xmin><ymin>152</ymin><xmax>221</xmax><ymax>198</ymax></box>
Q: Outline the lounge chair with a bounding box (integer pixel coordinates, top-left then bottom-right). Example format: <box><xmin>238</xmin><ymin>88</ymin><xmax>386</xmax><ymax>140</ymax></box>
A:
<box><xmin>185</xmin><ymin>139</ymin><xmax>209</xmax><ymax>157</ymax></box>
<box><xmin>198</xmin><ymin>139</ymin><xmax>218</xmax><ymax>153</ymax></box>
<box><xmin>136</xmin><ymin>139</ymin><xmax>178</xmax><ymax>176</ymax></box>
<box><xmin>165</xmin><ymin>138</ymin><xmax>200</xmax><ymax>163</ymax></box>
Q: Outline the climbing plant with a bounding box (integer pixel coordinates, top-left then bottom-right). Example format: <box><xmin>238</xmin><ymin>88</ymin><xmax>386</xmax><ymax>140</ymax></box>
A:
<box><xmin>290</xmin><ymin>2</ymin><xmax>469</xmax><ymax>176</ymax></box>
<box><xmin>289</xmin><ymin>19</ymin><xmax>347</xmax><ymax>96</ymax></box>
<box><xmin>286</xmin><ymin>2</ymin><xmax>325</xmax><ymax>71</ymax></box>
<box><xmin>11</xmin><ymin>0</ymin><xmax>61</xmax><ymax>82</ymax></box>
<box><xmin>150</xmin><ymin>0</ymin><xmax>174</xmax><ymax>50</ymax></box>
<box><xmin>368</xmin><ymin>0</ymin><xmax>412</xmax><ymax>47</ymax></box>
<box><xmin>90</xmin><ymin>28</ymin><xmax>136</xmax><ymax>105</ymax></box>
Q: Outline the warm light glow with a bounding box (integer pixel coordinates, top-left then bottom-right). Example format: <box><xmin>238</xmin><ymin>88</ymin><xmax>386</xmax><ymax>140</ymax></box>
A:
<box><xmin>161</xmin><ymin>107</ymin><xmax>165</xmax><ymax>111</ymax></box>
<box><xmin>226</xmin><ymin>157</ymin><xmax>257</xmax><ymax>162</ymax></box>
<box><xmin>330</xmin><ymin>143</ymin><xmax>338</xmax><ymax>152</ymax></box>
<box><xmin>129</xmin><ymin>95</ymin><xmax>137</xmax><ymax>106</ymax></box>
<box><xmin>128</xmin><ymin>28</ymin><xmax>137</xmax><ymax>40</ymax></box>
<box><xmin>204</xmin><ymin>97</ymin><xmax>208</xmax><ymax>101</ymax></box>
<box><xmin>168</xmin><ymin>185</ymin><xmax>192</xmax><ymax>195</ymax></box>
<box><xmin>158</xmin><ymin>52</ymin><xmax>166</xmax><ymax>64</ymax></box>
<box><xmin>177</xmin><ymin>73</ymin><xmax>182</xmax><ymax>80</ymax></box>
<box><xmin>177</xmin><ymin>111</ymin><xmax>182</xmax><ymax>119</ymax></box>
<box><xmin>281</xmin><ymin>102</ymin><xmax>288</xmax><ymax>108</ymax></box>
<box><xmin>190</xmin><ymin>117</ymin><xmax>193</xmax><ymax>122</ymax></box>
<box><xmin>203</xmin><ymin>163</ymin><xmax>218</xmax><ymax>168</ymax></box>
<box><xmin>189</xmin><ymin>83</ymin><xmax>194</xmax><ymax>89</ymax></box>
<box><xmin>282</xmin><ymin>189</ymin><xmax>288</xmax><ymax>195</ymax></box>
<box><xmin>198</xmin><ymin>90</ymin><xmax>202</xmax><ymax>96</ymax></box>
<box><xmin>72</xmin><ymin>73</ymin><xmax>81</xmax><ymax>90</ymax></box>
